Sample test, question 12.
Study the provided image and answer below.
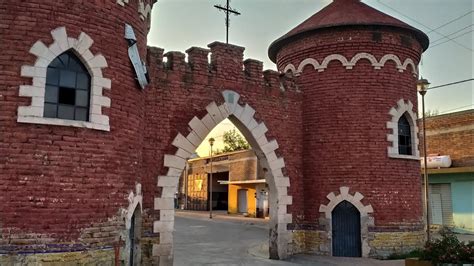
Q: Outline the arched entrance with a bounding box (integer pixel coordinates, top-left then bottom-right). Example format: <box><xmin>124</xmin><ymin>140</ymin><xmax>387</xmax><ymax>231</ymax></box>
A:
<box><xmin>129</xmin><ymin>207</ymin><xmax>141</xmax><ymax>265</ymax></box>
<box><xmin>154</xmin><ymin>90</ymin><xmax>293</xmax><ymax>265</ymax></box>
<box><xmin>332</xmin><ymin>201</ymin><xmax>361</xmax><ymax>257</ymax></box>
<box><xmin>319</xmin><ymin>186</ymin><xmax>374</xmax><ymax>257</ymax></box>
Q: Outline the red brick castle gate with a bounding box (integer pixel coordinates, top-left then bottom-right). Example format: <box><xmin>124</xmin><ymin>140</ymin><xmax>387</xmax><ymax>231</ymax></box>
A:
<box><xmin>0</xmin><ymin>0</ymin><xmax>429</xmax><ymax>264</ymax></box>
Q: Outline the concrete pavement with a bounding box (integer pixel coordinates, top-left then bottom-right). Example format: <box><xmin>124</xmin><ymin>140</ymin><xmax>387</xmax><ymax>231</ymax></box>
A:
<box><xmin>173</xmin><ymin>210</ymin><xmax>404</xmax><ymax>266</ymax></box>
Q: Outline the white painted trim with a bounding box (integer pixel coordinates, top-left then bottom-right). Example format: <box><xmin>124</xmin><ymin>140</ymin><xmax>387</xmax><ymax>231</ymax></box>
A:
<box><xmin>116</xmin><ymin>0</ymin><xmax>129</xmax><ymax>6</ymax></box>
<box><xmin>154</xmin><ymin>90</ymin><xmax>292</xmax><ymax>263</ymax></box>
<box><xmin>138</xmin><ymin>0</ymin><xmax>152</xmax><ymax>20</ymax></box>
<box><xmin>18</xmin><ymin>27</ymin><xmax>111</xmax><ymax>131</ymax></box>
<box><xmin>123</xmin><ymin>183</ymin><xmax>143</xmax><ymax>230</ymax></box>
<box><xmin>120</xmin><ymin>183</ymin><xmax>143</xmax><ymax>266</ymax></box>
<box><xmin>283</xmin><ymin>53</ymin><xmax>418</xmax><ymax>77</ymax></box>
<box><xmin>387</xmin><ymin>99</ymin><xmax>420</xmax><ymax>159</ymax></box>
<box><xmin>117</xmin><ymin>0</ymin><xmax>152</xmax><ymax>21</ymax></box>
<box><xmin>319</xmin><ymin>186</ymin><xmax>374</xmax><ymax>257</ymax></box>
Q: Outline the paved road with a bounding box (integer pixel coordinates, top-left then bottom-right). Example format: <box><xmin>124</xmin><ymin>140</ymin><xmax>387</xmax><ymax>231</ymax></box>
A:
<box><xmin>173</xmin><ymin>211</ymin><xmax>404</xmax><ymax>266</ymax></box>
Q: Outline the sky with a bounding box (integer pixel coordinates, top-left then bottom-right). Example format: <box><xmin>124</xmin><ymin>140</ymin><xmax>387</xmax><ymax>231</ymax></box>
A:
<box><xmin>147</xmin><ymin>0</ymin><xmax>473</xmax><ymax>156</ymax></box>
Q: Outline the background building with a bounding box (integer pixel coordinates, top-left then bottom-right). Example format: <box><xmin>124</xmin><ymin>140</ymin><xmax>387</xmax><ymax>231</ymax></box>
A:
<box><xmin>181</xmin><ymin>150</ymin><xmax>269</xmax><ymax>218</ymax></box>
<box><xmin>422</xmin><ymin>109</ymin><xmax>474</xmax><ymax>233</ymax></box>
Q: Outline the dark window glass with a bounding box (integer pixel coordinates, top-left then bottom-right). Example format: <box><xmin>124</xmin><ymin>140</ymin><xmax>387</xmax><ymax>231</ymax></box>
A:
<box><xmin>46</xmin><ymin>69</ymin><xmax>59</xmax><ymax>86</ymax></box>
<box><xmin>75</xmin><ymin>108</ymin><xmax>88</xmax><ymax>121</ymax></box>
<box><xmin>398</xmin><ymin>114</ymin><xmax>412</xmax><ymax>155</ymax></box>
<box><xmin>58</xmin><ymin>87</ymin><xmax>75</xmax><ymax>105</ymax></box>
<box><xmin>58</xmin><ymin>105</ymin><xmax>75</xmax><ymax>120</ymax></box>
<box><xmin>45</xmin><ymin>85</ymin><xmax>58</xmax><ymax>102</ymax></box>
<box><xmin>76</xmin><ymin>73</ymin><xmax>90</xmax><ymax>90</ymax></box>
<box><xmin>59</xmin><ymin>70</ymin><xmax>76</xmax><ymax>88</ymax></box>
<box><xmin>44</xmin><ymin>51</ymin><xmax>90</xmax><ymax>121</ymax></box>
<box><xmin>44</xmin><ymin>103</ymin><xmax>57</xmax><ymax>118</ymax></box>
<box><xmin>76</xmin><ymin>90</ymin><xmax>88</xmax><ymax>107</ymax></box>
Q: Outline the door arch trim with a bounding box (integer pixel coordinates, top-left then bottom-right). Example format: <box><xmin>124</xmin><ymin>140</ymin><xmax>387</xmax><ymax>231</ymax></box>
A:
<box><xmin>319</xmin><ymin>186</ymin><xmax>374</xmax><ymax>257</ymax></box>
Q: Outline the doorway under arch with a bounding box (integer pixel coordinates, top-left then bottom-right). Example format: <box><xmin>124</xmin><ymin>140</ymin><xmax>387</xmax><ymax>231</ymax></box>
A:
<box><xmin>153</xmin><ymin>90</ymin><xmax>293</xmax><ymax>265</ymax></box>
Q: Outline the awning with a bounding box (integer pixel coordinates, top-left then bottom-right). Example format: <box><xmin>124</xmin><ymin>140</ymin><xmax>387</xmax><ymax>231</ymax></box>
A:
<box><xmin>218</xmin><ymin>179</ymin><xmax>266</xmax><ymax>185</ymax></box>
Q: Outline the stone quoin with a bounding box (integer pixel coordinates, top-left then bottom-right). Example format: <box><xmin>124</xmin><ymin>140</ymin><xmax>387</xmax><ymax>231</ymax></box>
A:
<box><xmin>0</xmin><ymin>0</ymin><xmax>429</xmax><ymax>264</ymax></box>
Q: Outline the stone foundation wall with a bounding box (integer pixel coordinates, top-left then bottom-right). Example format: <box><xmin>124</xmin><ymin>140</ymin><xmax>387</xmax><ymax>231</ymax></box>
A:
<box><xmin>291</xmin><ymin>229</ymin><xmax>425</xmax><ymax>258</ymax></box>
<box><xmin>0</xmin><ymin>249</ymin><xmax>115</xmax><ymax>265</ymax></box>
<box><xmin>291</xmin><ymin>230</ymin><xmax>330</xmax><ymax>255</ymax></box>
<box><xmin>369</xmin><ymin>230</ymin><xmax>425</xmax><ymax>258</ymax></box>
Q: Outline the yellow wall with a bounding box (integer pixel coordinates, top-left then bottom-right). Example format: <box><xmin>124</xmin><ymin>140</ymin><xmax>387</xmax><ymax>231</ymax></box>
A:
<box><xmin>228</xmin><ymin>184</ymin><xmax>257</xmax><ymax>217</ymax></box>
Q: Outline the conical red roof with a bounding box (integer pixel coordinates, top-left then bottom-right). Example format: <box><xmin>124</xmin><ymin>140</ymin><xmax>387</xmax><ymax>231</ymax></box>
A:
<box><xmin>268</xmin><ymin>0</ymin><xmax>429</xmax><ymax>63</ymax></box>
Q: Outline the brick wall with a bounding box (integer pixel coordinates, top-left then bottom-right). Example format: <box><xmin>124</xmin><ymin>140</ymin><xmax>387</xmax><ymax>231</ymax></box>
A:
<box><xmin>0</xmin><ymin>0</ymin><xmax>154</xmax><ymax>260</ymax></box>
<box><xmin>422</xmin><ymin>109</ymin><xmax>474</xmax><ymax>167</ymax></box>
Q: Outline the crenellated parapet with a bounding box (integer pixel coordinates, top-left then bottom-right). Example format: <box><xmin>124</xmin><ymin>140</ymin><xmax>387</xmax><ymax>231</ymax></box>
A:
<box><xmin>147</xmin><ymin>42</ymin><xmax>299</xmax><ymax>95</ymax></box>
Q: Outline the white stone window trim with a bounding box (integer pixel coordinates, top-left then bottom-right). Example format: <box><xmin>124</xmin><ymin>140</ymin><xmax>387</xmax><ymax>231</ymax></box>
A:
<box><xmin>283</xmin><ymin>53</ymin><xmax>418</xmax><ymax>77</ymax></box>
<box><xmin>387</xmin><ymin>99</ymin><xmax>420</xmax><ymax>160</ymax></box>
<box><xmin>17</xmin><ymin>27</ymin><xmax>111</xmax><ymax>131</ymax></box>
<box><xmin>319</xmin><ymin>186</ymin><xmax>374</xmax><ymax>257</ymax></box>
<box><xmin>154</xmin><ymin>90</ymin><xmax>292</xmax><ymax>265</ymax></box>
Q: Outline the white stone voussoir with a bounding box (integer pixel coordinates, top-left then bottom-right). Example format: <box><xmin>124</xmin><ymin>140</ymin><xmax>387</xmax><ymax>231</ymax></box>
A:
<box><xmin>172</xmin><ymin>133</ymin><xmax>196</xmax><ymax>154</ymax></box>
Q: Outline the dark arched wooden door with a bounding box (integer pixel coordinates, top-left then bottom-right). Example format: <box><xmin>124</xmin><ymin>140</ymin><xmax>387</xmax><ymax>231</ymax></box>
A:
<box><xmin>332</xmin><ymin>200</ymin><xmax>362</xmax><ymax>257</ymax></box>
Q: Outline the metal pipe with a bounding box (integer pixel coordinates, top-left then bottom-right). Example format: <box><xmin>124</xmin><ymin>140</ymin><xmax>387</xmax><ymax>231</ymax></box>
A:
<box><xmin>184</xmin><ymin>161</ymin><xmax>188</xmax><ymax>210</ymax></box>
<box><xmin>209</xmin><ymin>144</ymin><xmax>213</xmax><ymax>219</ymax></box>
<box><xmin>421</xmin><ymin>93</ymin><xmax>431</xmax><ymax>242</ymax></box>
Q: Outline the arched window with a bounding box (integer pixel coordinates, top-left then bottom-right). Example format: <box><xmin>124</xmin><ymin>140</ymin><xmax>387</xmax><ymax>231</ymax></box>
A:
<box><xmin>398</xmin><ymin>114</ymin><xmax>412</xmax><ymax>155</ymax></box>
<box><xmin>387</xmin><ymin>99</ymin><xmax>419</xmax><ymax>159</ymax></box>
<box><xmin>44</xmin><ymin>51</ymin><xmax>90</xmax><ymax>121</ymax></box>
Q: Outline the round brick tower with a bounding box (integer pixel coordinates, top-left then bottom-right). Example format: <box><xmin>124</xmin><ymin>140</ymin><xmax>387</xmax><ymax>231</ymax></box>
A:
<box><xmin>269</xmin><ymin>0</ymin><xmax>429</xmax><ymax>257</ymax></box>
<box><xmin>0</xmin><ymin>0</ymin><xmax>155</xmax><ymax>264</ymax></box>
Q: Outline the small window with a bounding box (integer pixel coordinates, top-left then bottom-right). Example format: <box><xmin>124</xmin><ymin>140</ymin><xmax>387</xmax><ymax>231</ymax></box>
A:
<box><xmin>398</xmin><ymin>114</ymin><xmax>412</xmax><ymax>155</ymax></box>
<box><xmin>44</xmin><ymin>51</ymin><xmax>90</xmax><ymax>121</ymax></box>
<box><xmin>372</xmin><ymin>32</ymin><xmax>382</xmax><ymax>42</ymax></box>
<box><xmin>401</xmin><ymin>35</ymin><xmax>412</xmax><ymax>48</ymax></box>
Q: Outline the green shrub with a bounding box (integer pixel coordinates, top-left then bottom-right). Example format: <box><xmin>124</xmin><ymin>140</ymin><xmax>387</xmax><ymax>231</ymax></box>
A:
<box><xmin>421</xmin><ymin>228</ymin><xmax>474</xmax><ymax>264</ymax></box>
<box><xmin>387</xmin><ymin>249</ymin><xmax>424</xmax><ymax>260</ymax></box>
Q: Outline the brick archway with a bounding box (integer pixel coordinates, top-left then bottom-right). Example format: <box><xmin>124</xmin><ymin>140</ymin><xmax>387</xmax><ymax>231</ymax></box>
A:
<box><xmin>153</xmin><ymin>90</ymin><xmax>292</xmax><ymax>265</ymax></box>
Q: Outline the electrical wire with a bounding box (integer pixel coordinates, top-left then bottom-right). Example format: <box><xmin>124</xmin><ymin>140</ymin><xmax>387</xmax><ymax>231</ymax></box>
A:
<box><xmin>428</xmin><ymin>78</ymin><xmax>474</xmax><ymax>90</ymax></box>
<box><xmin>376</xmin><ymin>0</ymin><xmax>473</xmax><ymax>52</ymax></box>
<box><xmin>430</xmin><ymin>29</ymin><xmax>474</xmax><ymax>48</ymax></box>
<box><xmin>437</xmin><ymin>104</ymin><xmax>474</xmax><ymax>115</ymax></box>
<box><xmin>430</xmin><ymin>24</ymin><xmax>473</xmax><ymax>45</ymax></box>
<box><xmin>426</xmin><ymin>11</ymin><xmax>473</xmax><ymax>34</ymax></box>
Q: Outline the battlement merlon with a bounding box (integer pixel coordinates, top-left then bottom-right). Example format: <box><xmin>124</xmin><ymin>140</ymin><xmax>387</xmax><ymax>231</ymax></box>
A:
<box><xmin>186</xmin><ymin>47</ymin><xmax>210</xmax><ymax>73</ymax></box>
<box><xmin>146</xmin><ymin>42</ymin><xmax>300</xmax><ymax>93</ymax></box>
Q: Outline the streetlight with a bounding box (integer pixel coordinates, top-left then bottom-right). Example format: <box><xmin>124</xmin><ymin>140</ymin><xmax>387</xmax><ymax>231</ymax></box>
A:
<box><xmin>417</xmin><ymin>77</ymin><xmax>431</xmax><ymax>242</ymax></box>
<box><xmin>208</xmin><ymin>137</ymin><xmax>215</xmax><ymax>219</ymax></box>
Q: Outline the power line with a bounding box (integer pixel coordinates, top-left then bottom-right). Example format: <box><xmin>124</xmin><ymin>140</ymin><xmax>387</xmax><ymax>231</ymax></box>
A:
<box><xmin>430</xmin><ymin>29</ymin><xmax>474</xmax><ymax>48</ymax></box>
<box><xmin>376</xmin><ymin>0</ymin><xmax>473</xmax><ymax>52</ymax></box>
<box><xmin>437</xmin><ymin>104</ymin><xmax>474</xmax><ymax>114</ymax></box>
<box><xmin>426</xmin><ymin>11</ymin><xmax>473</xmax><ymax>34</ymax></box>
<box><xmin>430</xmin><ymin>24</ymin><xmax>473</xmax><ymax>45</ymax></box>
<box><xmin>428</xmin><ymin>78</ymin><xmax>474</xmax><ymax>90</ymax></box>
